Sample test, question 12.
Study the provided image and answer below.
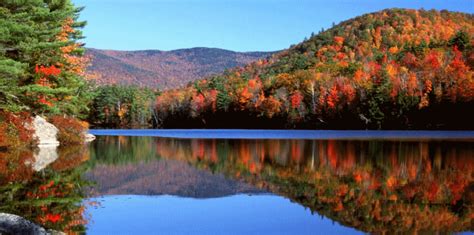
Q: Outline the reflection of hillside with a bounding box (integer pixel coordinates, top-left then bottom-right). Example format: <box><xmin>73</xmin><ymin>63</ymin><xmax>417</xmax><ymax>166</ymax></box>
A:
<box><xmin>86</xmin><ymin>159</ymin><xmax>265</xmax><ymax>198</ymax></box>
<box><xmin>153</xmin><ymin>138</ymin><xmax>473</xmax><ymax>233</ymax></box>
<box><xmin>87</xmin><ymin>136</ymin><xmax>264</xmax><ymax>197</ymax></box>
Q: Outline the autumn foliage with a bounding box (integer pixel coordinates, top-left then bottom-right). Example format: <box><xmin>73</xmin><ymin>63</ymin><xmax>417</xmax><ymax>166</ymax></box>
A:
<box><xmin>153</xmin><ymin>138</ymin><xmax>473</xmax><ymax>233</ymax></box>
<box><xmin>49</xmin><ymin>116</ymin><xmax>89</xmax><ymax>145</ymax></box>
<box><xmin>0</xmin><ymin>111</ymin><xmax>36</xmax><ymax>149</ymax></box>
<box><xmin>151</xmin><ymin>9</ymin><xmax>474</xmax><ymax>129</ymax></box>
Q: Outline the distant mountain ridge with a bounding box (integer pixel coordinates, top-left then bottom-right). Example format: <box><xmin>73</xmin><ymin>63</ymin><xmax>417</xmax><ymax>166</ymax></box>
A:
<box><xmin>86</xmin><ymin>47</ymin><xmax>274</xmax><ymax>89</ymax></box>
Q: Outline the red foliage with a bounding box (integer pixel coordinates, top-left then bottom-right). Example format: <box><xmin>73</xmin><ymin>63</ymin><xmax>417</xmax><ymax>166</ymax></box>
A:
<box><xmin>425</xmin><ymin>50</ymin><xmax>441</xmax><ymax>69</ymax></box>
<box><xmin>425</xmin><ymin>181</ymin><xmax>440</xmax><ymax>202</ymax></box>
<box><xmin>368</xmin><ymin>61</ymin><xmax>382</xmax><ymax>77</ymax></box>
<box><xmin>342</xmin><ymin>83</ymin><xmax>356</xmax><ymax>103</ymax></box>
<box><xmin>45</xmin><ymin>214</ymin><xmax>62</xmax><ymax>223</ymax></box>
<box><xmin>193</xmin><ymin>93</ymin><xmax>205</xmax><ymax>111</ymax></box>
<box><xmin>34</xmin><ymin>65</ymin><xmax>61</xmax><ymax>107</ymax></box>
<box><xmin>402</xmin><ymin>52</ymin><xmax>418</xmax><ymax>67</ymax></box>
<box><xmin>38</xmin><ymin>96</ymin><xmax>53</xmax><ymax>107</ymax></box>
<box><xmin>0</xmin><ymin>111</ymin><xmax>35</xmax><ymax>148</ymax></box>
<box><xmin>327</xmin><ymin>85</ymin><xmax>339</xmax><ymax>109</ymax></box>
<box><xmin>290</xmin><ymin>91</ymin><xmax>303</xmax><ymax>109</ymax></box>
<box><xmin>448</xmin><ymin>46</ymin><xmax>470</xmax><ymax>85</ymax></box>
<box><xmin>335</xmin><ymin>52</ymin><xmax>346</xmax><ymax>60</ymax></box>
<box><xmin>353</xmin><ymin>172</ymin><xmax>363</xmax><ymax>183</ymax></box>
<box><xmin>35</xmin><ymin>65</ymin><xmax>61</xmax><ymax>77</ymax></box>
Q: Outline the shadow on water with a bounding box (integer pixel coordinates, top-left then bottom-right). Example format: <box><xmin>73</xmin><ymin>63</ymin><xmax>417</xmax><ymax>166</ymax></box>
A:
<box><xmin>87</xmin><ymin>135</ymin><xmax>473</xmax><ymax>233</ymax></box>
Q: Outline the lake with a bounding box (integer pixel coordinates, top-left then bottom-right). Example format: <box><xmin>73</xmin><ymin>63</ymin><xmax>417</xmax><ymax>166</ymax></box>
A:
<box><xmin>1</xmin><ymin>130</ymin><xmax>473</xmax><ymax>234</ymax></box>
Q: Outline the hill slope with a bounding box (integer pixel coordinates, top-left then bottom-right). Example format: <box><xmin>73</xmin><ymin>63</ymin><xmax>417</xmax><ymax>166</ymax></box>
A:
<box><xmin>86</xmin><ymin>48</ymin><xmax>273</xmax><ymax>89</ymax></box>
<box><xmin>154</xmin><ymin>9</ymin><xmax>474</xmax><ymax>129</ymax></box>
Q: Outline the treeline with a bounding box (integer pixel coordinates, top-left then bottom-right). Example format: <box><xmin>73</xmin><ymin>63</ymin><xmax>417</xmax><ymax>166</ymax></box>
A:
<box><xmin>88</xmin><ymin>9</ymin><xmax>474</xmax><ymax>129</ymax></box>
<box><xmin>0</xmin><ymin>0</ymin><xmax>91</xmax><ymax>148</ymax></box>
<box><xmin>88</xmin><ymin>85</ymin><xmax>157</xmax><ymax>128</ymax></box>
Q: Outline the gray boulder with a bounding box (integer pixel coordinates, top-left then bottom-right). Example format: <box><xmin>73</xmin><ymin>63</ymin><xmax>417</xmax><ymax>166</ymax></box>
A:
<box><xmin>0</xmin><ymin>213</ymin><xmax>48</xmax><ymax>235</ymax></box>
<box><xmin>32</xmin><ymin>116</ymin><xmax>59</xmax><ymax>146</ymax></box>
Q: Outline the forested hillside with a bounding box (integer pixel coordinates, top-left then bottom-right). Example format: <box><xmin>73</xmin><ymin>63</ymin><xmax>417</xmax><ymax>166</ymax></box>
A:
<box><xmin>148</xmin><ymin>9</ymin><xmax>473</xmax><ymax>129</ymax></box>
<box><xmin>86</xmin><ymin>48</ymin><xmax>273</xmax><ymax>89</ymax></box>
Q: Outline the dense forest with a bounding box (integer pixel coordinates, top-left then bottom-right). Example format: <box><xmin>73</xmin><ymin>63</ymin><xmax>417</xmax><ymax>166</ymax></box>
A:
<box><xmin>150</xmin><ymin>9</ymin><xmax>474</xmax><ymax>129</ymax></box>
<box><xmin>0</xmin><ymin>0</ymin><xmax>91</xmax><ymax>148</ymax></box>
<box><xmin>89</xmin><ymin>9</ymin><xmax>473</xmax><ymax>129</ymax></box>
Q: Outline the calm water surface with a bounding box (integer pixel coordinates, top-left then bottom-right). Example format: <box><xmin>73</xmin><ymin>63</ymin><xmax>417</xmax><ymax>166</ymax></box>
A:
<box><xmin>1</xmin><ymin>130</ymin><xmax>473</xmax><ymax>234</ymax></box>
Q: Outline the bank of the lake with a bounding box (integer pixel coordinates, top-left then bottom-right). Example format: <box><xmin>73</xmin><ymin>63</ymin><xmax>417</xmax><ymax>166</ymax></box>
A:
<box><xmin>89</xmin><ymin>129</ymin><xmax>474</xmax><ymax>140</ymax></box>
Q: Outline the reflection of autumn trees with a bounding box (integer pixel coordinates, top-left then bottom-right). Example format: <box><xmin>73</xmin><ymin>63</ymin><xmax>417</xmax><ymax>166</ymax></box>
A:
<box><xmin>0</xmin><ymin>149</ymin><xmax>35</xmax><ymax>184</ymax></box>
<box><xmin>0</xmin><ymin>146</ymin><xmax>91</xmax><ymax>234</ymax></box>
<box><xmin>154</xmin><ymin>138</ymin><xmax>474</xmax><ymax>233</ymax></box>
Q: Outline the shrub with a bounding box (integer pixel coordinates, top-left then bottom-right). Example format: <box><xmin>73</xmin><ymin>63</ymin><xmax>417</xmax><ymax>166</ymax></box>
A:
<box><xmin>0</xmin><ymin>111</ymin><xmax>36</xmax><ymax>149</ymax></box>
<box><xmin>49</xmin><ymin>116</ymin><xmax>89</xmax><ymax>145</ymax></box>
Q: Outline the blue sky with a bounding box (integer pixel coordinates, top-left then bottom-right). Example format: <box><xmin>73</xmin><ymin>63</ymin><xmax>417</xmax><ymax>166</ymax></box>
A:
<box><xmin>73</xmin><ymin>0</ymin><xmax>474</xmax><ymax>52</ymax></box>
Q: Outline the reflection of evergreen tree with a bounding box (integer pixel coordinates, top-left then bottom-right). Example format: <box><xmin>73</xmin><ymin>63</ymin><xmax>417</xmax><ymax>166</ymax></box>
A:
<box><xmin>88</xmin><ymin>136</ymin><xmax>159</xmax><ymax>166</ymax></box>
<box><xmin>0</xmin><ymin>146</ymin><xmax>91</xmax><ymax>233</ymax></box>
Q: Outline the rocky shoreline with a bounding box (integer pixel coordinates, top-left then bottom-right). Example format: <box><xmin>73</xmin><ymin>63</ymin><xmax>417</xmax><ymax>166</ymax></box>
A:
<box><xmin>32</xmin><ymin>116</ymin><xmax>96</xmax><ymax>147</ymax></box>
<box><xmin>0</xmin><ymin>116</ymin><xmax>95</xmax><ymax>234</ymax></box>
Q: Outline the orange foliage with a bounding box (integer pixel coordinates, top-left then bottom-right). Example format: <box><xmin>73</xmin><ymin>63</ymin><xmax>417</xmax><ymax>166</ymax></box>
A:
<box><xmin>327</xmin><ymin>85</ymin><xmax>339</xmax><ymax>109</ymax></box>
<box><xmin>334</xmin><ymin>36</ymin><xmax>345</xmax><ymax>45</ymax></box>
<box><xmin>260</xmin><ymin>96</ymin><xmax>281</xmax><ymax>118</ymax></box>
<box><xmin>49</xmin><ymin>116</ymin><xmax>88</xmax><ymax>145</ymax></box>
<box><xmin>57</xmin><ymin>18</ymin><xmax>90</xmax><ymax>76</ymax></box>
<box><xmin>239</xmin><ymin>87</ymin><xmax>252</xmax><ymax>109</ymax></box>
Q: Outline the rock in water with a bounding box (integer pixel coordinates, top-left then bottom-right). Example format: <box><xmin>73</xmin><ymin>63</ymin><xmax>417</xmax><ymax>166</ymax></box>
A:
<box><xmin>0</xmin><ymin>213</ymin><xmax>48</xmax><ymax>235</ymax></box>
<box><xmin>84</xmin><ymin>133</ymin><xmax>96</xmax><ymax>142</ymax></box>
<box><xmin>33</xmin><ymin>116</ymin><xmax>60</xmax><ymax>146</ymax></box>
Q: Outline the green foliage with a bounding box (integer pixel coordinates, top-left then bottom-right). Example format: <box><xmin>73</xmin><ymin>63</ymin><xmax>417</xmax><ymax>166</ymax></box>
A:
<box><xmin>88</xmin><ymin>85</ymin><xmax>156</xmax><ymax>128</ymax></box>
<box><xmin>448</xmin><ymin>30</ymin><xmax>470</xmax><ymax>51</ymax></box>
<box><xmin>0</xmin><ymin>0</ymin><xmax>90</xmax><ymax>117</ymax></box>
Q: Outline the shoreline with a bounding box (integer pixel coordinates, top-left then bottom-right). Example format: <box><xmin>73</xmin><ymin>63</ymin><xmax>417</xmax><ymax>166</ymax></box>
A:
<box><xmin>88</xmin><ymin>129</ymin><xmax>474</xmax><ymax>140</ymax></box>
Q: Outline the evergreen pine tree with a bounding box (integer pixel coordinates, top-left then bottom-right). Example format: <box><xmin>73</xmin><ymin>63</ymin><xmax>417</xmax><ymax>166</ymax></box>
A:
<box><xmin>0</xmin><ymin>0</ymin><xmax>90</xmax><ymax>116</ymax></box>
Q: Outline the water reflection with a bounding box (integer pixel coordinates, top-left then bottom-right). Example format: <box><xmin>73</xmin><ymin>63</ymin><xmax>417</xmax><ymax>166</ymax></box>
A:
<box><xmin>90</xmin><ymin>136</ymin><xmax>474</xmax><ymax>233</ymax></box>
<box><xmin>0</xmin><ymin>145</ymin><xmax>91</xmax><ymax>234</ymax></box>
<box><xmin>87</xmin><ymin>136</ymin><xmax>265</xmax><ymax>197</ymax></box>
